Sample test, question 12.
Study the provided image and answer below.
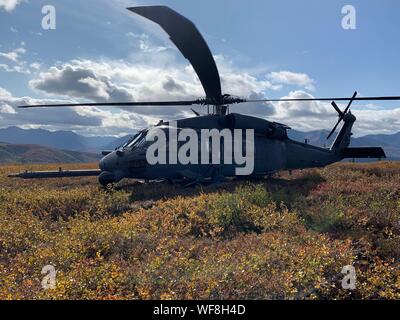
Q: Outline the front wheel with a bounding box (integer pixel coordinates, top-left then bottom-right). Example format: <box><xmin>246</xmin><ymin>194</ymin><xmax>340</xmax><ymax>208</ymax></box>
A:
<box><xmin>98</xmin><ymin>171</ymin><xmax>116</xmax><ymax>186</ymax></box>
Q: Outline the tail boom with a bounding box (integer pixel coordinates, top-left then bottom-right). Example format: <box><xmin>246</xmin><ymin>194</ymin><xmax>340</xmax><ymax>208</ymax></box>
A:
<box><xmin>341</xmin><ymin>147</ymin><xmax>386</xmax><ymax>159</ymax></box>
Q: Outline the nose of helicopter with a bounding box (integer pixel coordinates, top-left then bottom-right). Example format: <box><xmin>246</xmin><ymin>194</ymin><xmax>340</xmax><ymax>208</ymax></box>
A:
<box><xmin>99</xmin><ymin>155</ymin><xmax>109</xmax><ymax>172</ymax></box>
<box><xmin>99</xmin><ymin>151</ymin><xmax>125</xmax><ymax>186</ymax></box>
<box><xmin>99</xmin><ymin>151</ymin><xmax>119</xmax><ymax>172</ymax></box>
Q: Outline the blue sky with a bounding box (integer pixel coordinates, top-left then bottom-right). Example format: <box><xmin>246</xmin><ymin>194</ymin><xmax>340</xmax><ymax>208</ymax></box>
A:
<box><xmin>1</xmin><ymin>0</ymin><xmax>400</xmax><ymax>136</ymax></box>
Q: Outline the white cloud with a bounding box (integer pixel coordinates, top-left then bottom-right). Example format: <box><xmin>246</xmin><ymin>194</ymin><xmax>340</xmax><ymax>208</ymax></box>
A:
<box><xmin>0</xmin><ymin>0</ymin><xmax>24</xmax><ymax>12</ymax></box>
<box><xmin>267</xmin><ymin>90</ymin><xmax>400</xmax><ymax>136</ymax></box>
<box><xmin>29</xmin><ymin>64</ymin><xmax>135</xmax><ymax>103</ymax></box>
<box><xmin>0</xmin><ymin>63</ymin><xmax>30</xmax><ymax>74</ymax></box>
<box><xmin>29</xmin><ymin>62</ymin><xmax>41</xmax><ymax>70</ymax></box>
<box><xmin>353</xmin><ymin>107</ymin><xmax>400</xmax><ymax>136</ymax></box>
<box><xmin>267</xmin><ymin>91</ymin><xmax>334</xmax><ymax>132</ymax></box>
<box><xmin>27</xmin><ymin>56</ymin><xmax>283</xmax><ymax>120</ymax></box>
<box><xmin>2</xmin><ymin>50</ymin><xmax>398</xmax><ymax>137</ymax></box>
<box><xmin>0</xmin><ymin>47</ymin><xmax>26</xmax><ymax>64</ymax></box>
<box><xmin>138</xmin><ymin>39</ymin><xmax>169</xmax><ymax>53</ymax></box>
<box><xmin>30</xmin><ymin>31</ymin><xmax>43</xmax><ymax>36</ymax></box>
<box><xmin>215</xmin><ymin>55</ymin><xmax>282</xmax><ymax>94</ymax></box>
<box><xmin>0</xmin><ymin>45</ymin><xmax>34</xmax><ymax>74</ymax></box>
<box><xmin>125</xmin><ymin>32</ymin><xmax>170</xmax><ymax>53</ymax></box>
<box><xmin>0</xmin><ymin>103</ymin><xmax>17</xmax><ymax>114</ymax></box>
<box><xmin>267</xmin><ymin>71</ymin><xmax>316</xmax><ymax>91</ymax></box>
<box><xmin>0</xmin><ymin>87</ymin><xmax>157</xmax><ymax>136</ymax></box>
<box><xmin>126</xmin><ymin>32</ymin><xmax>149</xmax><ymax>39</ymax></box>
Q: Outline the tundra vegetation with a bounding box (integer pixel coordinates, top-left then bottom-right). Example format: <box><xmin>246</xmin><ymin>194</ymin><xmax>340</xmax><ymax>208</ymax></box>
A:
<box><xmin>0</xmin><ymin>162</ymin><xmax>399</xmax><ymax>300</ymax></box>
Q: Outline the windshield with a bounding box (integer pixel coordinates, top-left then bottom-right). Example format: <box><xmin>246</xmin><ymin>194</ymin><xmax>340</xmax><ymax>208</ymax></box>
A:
<box><xmin>124</xmin><ymin>126</ymin><xmax>180</xmax><ymax>149</ymax></box>
<box><xmin>125</xmin><ymin>130</ymin><xmax>147</xmax><ymax>148</ymax></box>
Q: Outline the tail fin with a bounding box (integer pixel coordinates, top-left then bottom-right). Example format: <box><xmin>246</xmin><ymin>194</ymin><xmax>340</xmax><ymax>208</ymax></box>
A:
<box><xmin>327</xmin><ymin>91</ymin><xmax>357</xmax><ymax>152</ymax></box>
<box><xmin>328</xmin><ymin>109</ymin><xmax>386</xmax><ymax>159</ymax></box>
<box><xmin>326</xmin><ymin>91</ymin><xmax>386</xmax><ymax>159</ymax></box>
<box><xmin>330</xmin><ymin>112</ymin><xmax>356</xmax><ymax>151</ymax></box>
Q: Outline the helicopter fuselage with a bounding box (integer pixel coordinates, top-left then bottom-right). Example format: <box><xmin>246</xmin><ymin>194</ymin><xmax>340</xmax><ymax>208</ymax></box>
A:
<box><xmin>98</xmin><ymin>113</ymin><xmax>343</xmax><ymax>185</ymax></box>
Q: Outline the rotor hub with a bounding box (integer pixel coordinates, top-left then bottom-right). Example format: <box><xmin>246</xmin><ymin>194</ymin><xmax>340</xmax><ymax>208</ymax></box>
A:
<box><xmin>201</xmin><ymin>95</ymin><xmax>246</xmax><ymax>115</ymax></box>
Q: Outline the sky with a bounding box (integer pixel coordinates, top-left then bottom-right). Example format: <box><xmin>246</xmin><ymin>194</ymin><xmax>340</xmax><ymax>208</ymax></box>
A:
<box><xmin>0</xmin><ymin>0</ymin><xmax>400</xmax><ymax>137</ymax></box>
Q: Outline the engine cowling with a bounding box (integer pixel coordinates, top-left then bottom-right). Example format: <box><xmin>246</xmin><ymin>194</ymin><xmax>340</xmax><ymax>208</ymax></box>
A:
<box><xmin>222</xmin><ymin>113</ymin><xmax>288</xmax><ymax>139</ymax></box>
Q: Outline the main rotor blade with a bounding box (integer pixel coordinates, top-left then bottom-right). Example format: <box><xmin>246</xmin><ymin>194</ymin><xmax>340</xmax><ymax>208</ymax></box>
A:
<box><xmin>18</xmin><ymin>93</ymin><xmax>400</xmax><ymax>109</ymax></box>
<box><xmin>128</xmin><ymin>6</ymin><xmax>222</xmax><ymax>101</ymax></box>
<box><xmin>18</xmin><ymin>100</ymin><xmax>200</xmax><ymax>108</ymax></box>
<box><xmin>327</xmin><ymin>118</ymin><xmax>342</xmax><ymax>140</ymax></box>
<box><xmin>246</xmin><ymin>96</ymin><xmax>400</xmax><ymax>103</ymax></box>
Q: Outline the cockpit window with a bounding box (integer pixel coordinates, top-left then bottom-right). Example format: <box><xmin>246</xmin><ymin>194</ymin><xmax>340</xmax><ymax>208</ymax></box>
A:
<box><xmin>125</xmin><ymin>130</ymin><xmax>147</xmax><ymax>148</ymax></box>
<box><xmin>124</xmin><ymin>126</ymin><xmax>180</xmax><ymax>149</ymax></box>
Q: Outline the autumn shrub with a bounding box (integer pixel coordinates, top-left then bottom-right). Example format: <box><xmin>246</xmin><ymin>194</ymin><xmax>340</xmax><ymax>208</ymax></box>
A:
<box><xmin>207</xmin><ymin>184</ymin><xmax>275</xmax><ymax>235</ymax></box>
<box><xmin>1</xmin><ymin>162</ymin><xmax>400</xmax><ymax>299</ymax></box>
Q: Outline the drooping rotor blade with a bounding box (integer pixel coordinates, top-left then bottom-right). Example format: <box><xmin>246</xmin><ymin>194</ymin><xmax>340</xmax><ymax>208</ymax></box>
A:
<box><xmin>17</xmin><ymin>100</ymin><xmax>202</xmax><ymax>108</ymax></box>
<box><xmin>245</xmin><ymin>95</ymin><xmax>400</xmax><ymax>103</ymax></box>
<box><xmin>128</xmin><ymin>6</ymin><xmax>222</xmax><ymax>101</ymax></box>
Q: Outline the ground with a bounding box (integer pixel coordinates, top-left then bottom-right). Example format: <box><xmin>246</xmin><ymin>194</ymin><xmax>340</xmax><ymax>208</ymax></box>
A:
<box><xmin>0</xmin><ymin>162</ymin><xmax>399</xmax><ymax>300</ymax></box>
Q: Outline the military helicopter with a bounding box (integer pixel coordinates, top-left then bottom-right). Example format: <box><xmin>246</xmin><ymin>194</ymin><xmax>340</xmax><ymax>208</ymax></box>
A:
<box><xmin>12</xmin><ymin>5</ymin><xmax>400</xmax><ymax>186</ymax></box>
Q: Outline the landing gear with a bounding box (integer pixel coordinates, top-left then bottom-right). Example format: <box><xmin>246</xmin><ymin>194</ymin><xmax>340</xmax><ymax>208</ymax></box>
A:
<box><xmin>98</xmin><ymin>171</ymin><xmax>116</xmax><ymax>187</ymax></box>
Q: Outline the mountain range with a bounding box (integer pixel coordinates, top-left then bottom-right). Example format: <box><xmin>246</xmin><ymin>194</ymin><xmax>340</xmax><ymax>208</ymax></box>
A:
<box><xmin>0</xmin><ymin>142</ymin><xmax>101</xmax><ymax>164</ymax></box>
<box><xmin>0</xmin><ymin>127</ymin><xmax>118</xmax><ymax>152</ymax></box>
<box><xmin>0</xmin><ymin>126</ymin><xmax>399</xmax><ymax>163</ymax></box>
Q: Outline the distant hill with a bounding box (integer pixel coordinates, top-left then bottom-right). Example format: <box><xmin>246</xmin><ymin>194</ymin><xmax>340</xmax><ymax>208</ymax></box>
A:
<box><xmin>0</xmin><ymin>127</ymin><xmax>116</xmax><ymax>152</ymax></box>
<box><xmin>103</xmin><ymin>135</ymin><xmax>135</xmax><ymax>150</ymax></box>
<box><xmin>0</xmin><ymin>142</ymin><xmax>101</xmax><ymax>164</ymax></box>
<box><xmin>289</xmin><ymin>129</ymin><xmax>334</xmax><ymax>148</ymax></box>
<box><xmin>83</xmin><ymin>136</ymin><xmax>116</xmax><ymax>150</ymax></box>
<box><xmin>351</xmin><ymin>132</ymin><xmax>400</xmax><ymax>147</ymax></box>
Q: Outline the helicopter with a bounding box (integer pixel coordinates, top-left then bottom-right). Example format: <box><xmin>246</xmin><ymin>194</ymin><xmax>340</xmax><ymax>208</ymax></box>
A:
<box><xmin>12</xmin><ymin>5</ymin><xmax>400</xmax><ymax>187</ymax></box>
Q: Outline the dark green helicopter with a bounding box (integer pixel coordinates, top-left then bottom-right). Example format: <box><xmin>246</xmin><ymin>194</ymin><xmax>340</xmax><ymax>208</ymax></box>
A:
<box><xmin>13</xmin><ymin>5</ymin><xmax>399</xmax><ymax>186</ymax></box>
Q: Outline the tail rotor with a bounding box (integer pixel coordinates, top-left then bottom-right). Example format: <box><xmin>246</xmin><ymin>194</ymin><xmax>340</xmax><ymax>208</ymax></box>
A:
<box><xmin>327</xmin><ymin>91</ymin><xmax>358</xmax><ymax>140</ymax></box>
